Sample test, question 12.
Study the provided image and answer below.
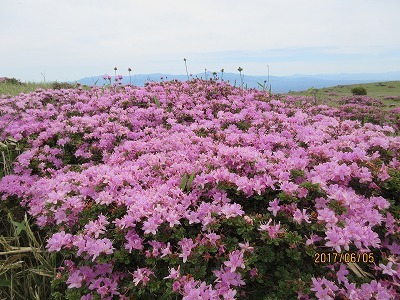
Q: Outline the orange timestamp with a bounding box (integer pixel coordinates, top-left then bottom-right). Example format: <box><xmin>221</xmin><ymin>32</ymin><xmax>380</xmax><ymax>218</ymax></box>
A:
<box><xmin>314</xmin><ymin>252</ymin><xmax>375</xmax><ymax>264</ymax></box>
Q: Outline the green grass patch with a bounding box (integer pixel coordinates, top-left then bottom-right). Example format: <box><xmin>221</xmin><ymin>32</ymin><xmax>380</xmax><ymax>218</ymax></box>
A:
<box><xmin>0</xmin><ymin>82</ymin><xmax>54</xmax><ymax>96</ymax></box>
<box><xmin>0</xmin><ymin>80</ymin><xmax>81</xmax><ymax>97</ymax></box>
<box><xmin>288</xmin><ymin>81</ymin><xmax>400</xmax><ymax>108</ymax></box>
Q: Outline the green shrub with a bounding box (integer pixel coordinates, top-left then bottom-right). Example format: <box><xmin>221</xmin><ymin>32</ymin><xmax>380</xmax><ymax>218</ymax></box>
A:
<box><xmin>351</xmin><ymin>86</ymin><xmax>367</xmax><ymax>95</ymax></box>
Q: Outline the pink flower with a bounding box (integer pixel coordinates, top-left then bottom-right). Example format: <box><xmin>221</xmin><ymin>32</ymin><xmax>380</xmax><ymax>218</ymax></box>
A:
<box><xmin>234</xmin><ymin>176</ymin><xmax>254</xmax><ymax>196</ymax></box>
<box><xmin>379</xmin><ymin>261</ymin><xmax>396</xmax><ymax>276</ymax></box>
<box><xmin>132</xmin><ymin>268</ymin><xmax>154</xmax><ymax>286</ymax></box>
<box><xmin>222</xmin><ymin>289</ymin><xmax>237</xmax><ymax>299</ymax></box>
<box><xmin>221</xmin><ymin>203</ymin><xmax>244</xmax><ymax>218</ymax></box>
<box><xmin>88</xmin><ymin>238</ymin><xmax>114</xmax><ymax>261</ymax></box>
<box><xmin>214</xmin><ymin>266</ymin><xmax>245</xmax><ymax>288</ymax></box>
<box><xmin>370</xmin><ymin>196</ymin><xmax>390</xmax><ymax>210</ymax></box>
<box><xmin>259</xmin><ymin>218</ymin><xmax>284</xmax><ymax>238</ymax></box>
<box><xmin>3</xmin><ymin>76</ymin><xmax>400</xmax><ymax>299</ymax></box>
<box><xmin>293</xmin><ymin>208</ymin><xmax>311</xmax><ymax>224</ymax></box>
<box><xmin>66</xmin><ymin>270</ymin><xmax>83</xmax><ymax>288</ymax></box>
<box><xmin>378</xmin><ymin>163</ymin><xmax>390</xmax><ymax>181</ymax></box>
<box><xmin>249</xmin><ymin>268</ymin><xmax>258</xmax><ymax>278</ymax></box>
<box><xmin>204</xmin><ymin>232</ymin><xmax>221</xmax><ymax>246</ymax></box>
<box><xmin>46</xmin><ymin>231</ymin><xmax>73</xmax><ymax>252</ymax></box>
<box><xmin>239</xmin><ymin>241</ymin><xmax>254</xmax><ymax>253</ymax></box>
<box><xmin>306</xmin><ymin>234</ymin><xmax>322</xmax><ymax>246</ymax></box>
<box><xmin>310</xmin><ymin>277</ymin><xmax>338</xmax><ymax>300</ymax></box>
<box><xmin>148</xmin><ymin>240</ymin><xmax>163</xmax><ymax>257</ymax></box>
<box><xmin>224</xmin><ymin>250</ymin><xmax>245</xmax><ymax>272</ymax></box>
<box><xmin>72</xmin><ymin>236</ymin><xmax>114</xmax><ymax>261</ymax></box>
<box><xmin>336</xmin><ymin>264</ymin><xmax>349</xmax><ymax>285</ymax></box>
<box><xmin>164</xmin><ymin>266</ymin><xmax>181</xmax><ymax>280</ymax></box>
<box><xmin>80</xmin><ymin>294</ymin><xmax>93</xmax><ymax>300</ymax></box>
<box><xmin>165</xmin><ymin>210</ymin><xmax>181</xmax><ymax>227</ymax></box>
<box><xmin>178</xmin><ymin>238</ymin><xmax>197</xmax><ymax>263</ymax></box>
<box><xmin>267</xmin><ymin>198</ymin><xmax>281</xmax><ymax>217</ymax></box>
<box><xmin>325</xmin><ymin>227</ymin><xmax>349</xmax><ymax>253</ymax></box>
<box><xmin>317</xmin><ymin>208</ymin><xmax>338</xmax><ymax>227</ymax></box>
<box><xmin>142</xmin><ymin>217</ymin><xmax>160</xmax><ymax>235</ymax></box>
<box><xmin>125</xmin><ymin>230</ymin><xmax>143</xmax><ymax>252</ymax></box>
<box><xmin>280</xmin><ymin>181</ymin><xmax>298</xmax><ymax>195</ymax></box>
<box><xmin>161</xmin><ymin>242</ymin><xmax>172</xmax><ymax>257</ymax></box>
<box><xmin>172</xmin><ymin>281</ymin><xmax>181</xmax><ymax>292</ymax></box>
<box><xmin>84</xmin><ymin>214</ymin><xmax>109</xmax><ymax>238</ymax></box>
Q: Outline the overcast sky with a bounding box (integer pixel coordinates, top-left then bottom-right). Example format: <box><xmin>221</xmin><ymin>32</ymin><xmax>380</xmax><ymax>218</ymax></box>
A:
<box><xmin>1</xmin><ymin>0</ymin><xmax>400</xmax><ymax>82</ymax></box>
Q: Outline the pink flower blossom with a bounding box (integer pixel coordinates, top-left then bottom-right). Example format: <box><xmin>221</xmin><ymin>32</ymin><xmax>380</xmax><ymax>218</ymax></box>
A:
<box><xmin>317</xmin><ymin>208</ymin><xmax>338</xmax><ymax>227</ymax></box>
<box><xmin>178</xmin><ymin>238</ymin><xmax>198</xmax><ymax>263</ymax></box>
<box><xmin>306</xmin><ymin>234</ymin><xmax>322</xmax><ymax>246</ymax></box>
<box><xmin>379</xmin><ymin>261</ymin><xmax>396</xmax><ymax>276</ymax></box>
<box><xmin>164</xmin><ymin>266</ymin><xmax>181</xmax><ymax>280</ymax></box>
<box><xmin>293</xmin><ymin>208</ymin><xmax>311</xmax><ymax>224</ymax></box>
<box><xmin>84</xmin><ymin>214</ymin><xmax>109</xmax><ymax>238</ymax></box>
<box><xmin>220</xmin><ymin>203</ymin><xmax>244</xmax><ymax>218</ymax></box>
<box><xmin>336</xmin><ymin>264</ymin><xmax>349</xmax><ymax>285</ymax></box>
<box><xmin>325</xmin><ymin>226</ymin><xmax>349</xmax><ymax>253</ymax></box>
<box><xmin>249</xmin><ymin>268</ymin><xmax>258</xmax><ymax>278</ymax></box>
<box><xmin>259</xmin><ymin>218</ymin><xmax>284</xmax><ymax>238</ymax></box>
<box><xmin>46</xmin><ymin>231</ymin><xmax>73</xmax><ymax>252</ymax></box>
<box><xmin>310</xmin><ymin>277</ymin><xmax>338</xmax><ymax>300</ymax></box>
<box><xmin>267</xmin><ymin>198</ymin><xmax>281</xmax><ymax>217</ymax></box>
<box><xmin>378</xmin><ymin>163</ymin><xmax>390</xmax><ymax>181</ymax></box>
<box><xmin>66</xmin><ymin>270</ymin><xmax>83</xmax><ymax>288</ymax></box>
<box><xmin>132</xmin><ymin>268</ymin><xmax>154</xmax><ymax>286</ymax></box>
<box><xmin>125</xmin><ymin>230</ymin><xmax>144</xmax><ymax>252</ymax></box>
<box><xmin>224</xmin><ymin>250</ymin><xmax>245</xmax><ymax>272</ymax></box>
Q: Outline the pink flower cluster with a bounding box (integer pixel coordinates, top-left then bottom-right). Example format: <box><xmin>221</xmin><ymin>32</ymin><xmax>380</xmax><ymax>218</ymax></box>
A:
<box><xmin>1</xmin><ymin>79</ymin><xmax>399</xmax><ymax>298</ymax></box>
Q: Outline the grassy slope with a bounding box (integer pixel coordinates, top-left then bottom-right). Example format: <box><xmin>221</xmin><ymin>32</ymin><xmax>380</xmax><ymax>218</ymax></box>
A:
<box><xmin>0</xmin><ymin>82</ymin><xmax>55</xmax><ymax>96</ymax></box>
<box><xmin>287</xmin><ymin>80</ymin><xmax>400</xmax><ymax>108</ymax></box>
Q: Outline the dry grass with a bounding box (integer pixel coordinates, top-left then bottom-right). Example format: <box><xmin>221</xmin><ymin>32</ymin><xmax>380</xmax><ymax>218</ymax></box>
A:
<box><xmin>1</xmin><ymin>138</ymin><xmax>57</xmax><ymax>299</ymax></box>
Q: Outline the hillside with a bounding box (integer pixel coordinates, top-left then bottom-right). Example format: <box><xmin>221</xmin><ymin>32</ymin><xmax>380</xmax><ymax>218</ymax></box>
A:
<box><xmin>288</xmin><ymin>81</ymin><xmax>400</xmax><ymax>108</ymax></box>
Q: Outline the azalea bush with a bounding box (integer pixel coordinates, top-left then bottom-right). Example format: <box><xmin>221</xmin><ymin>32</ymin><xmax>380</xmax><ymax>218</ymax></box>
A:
<box><xmin>0</xmin><ymin>80</ymin><xmax>399</xmax><ymax>299</ymax></box>
<box><xmin>307</xmin><ymin>96</ymin><xmax>400</xmax><ymax>133</ymax></box>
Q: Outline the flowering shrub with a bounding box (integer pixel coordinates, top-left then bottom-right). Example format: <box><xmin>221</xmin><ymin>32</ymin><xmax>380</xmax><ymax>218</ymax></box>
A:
<box><xmin>336</xmin><ymin>96</ymin><xmax>384</xmax><ymax>125</ymax></box>
<box><xmin>384</xmin><ymin>96</ymin><xmax>399</xmax><ymax>101</ymax></box>
<box><xmin>1</xmin><ymin>80</ymin><xmax>399</xmax><ymax>299</ymax></box>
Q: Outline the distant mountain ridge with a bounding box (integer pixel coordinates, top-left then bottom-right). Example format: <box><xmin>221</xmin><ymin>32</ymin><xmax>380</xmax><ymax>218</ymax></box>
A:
<box><xmin>76</xmin><ymin>71</ymin><xmax>400</xmax><ymax>94</ymax></box>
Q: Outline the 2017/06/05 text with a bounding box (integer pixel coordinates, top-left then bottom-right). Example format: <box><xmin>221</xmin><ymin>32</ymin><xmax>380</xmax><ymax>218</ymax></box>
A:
<box><xmin>314</xmin><ymin>252</ymin><xmax>375</xmax><ymax>264</ymax></box>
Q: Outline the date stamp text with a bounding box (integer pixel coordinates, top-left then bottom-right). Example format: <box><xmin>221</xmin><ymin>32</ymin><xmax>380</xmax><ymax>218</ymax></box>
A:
<box><xmin>314</xmin><ymin>252</ymin><xmax>375</xmax><ymax>264</ymax></box>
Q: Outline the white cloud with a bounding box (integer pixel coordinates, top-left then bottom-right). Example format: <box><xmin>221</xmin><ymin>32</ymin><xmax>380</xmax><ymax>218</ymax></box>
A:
<box><xmin>1</xmin><ymin>0</ymin><xmax>399</xmax><ymax>81</ymax></box>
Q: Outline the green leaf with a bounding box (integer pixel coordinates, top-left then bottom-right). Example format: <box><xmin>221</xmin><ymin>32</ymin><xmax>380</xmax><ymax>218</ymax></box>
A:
<box><xmin>154</xmin><ymin>96</ymin><xmax>161</xmax><ymax>108</ymax></box>
<box><xmin>0</xmin><ymin>277</ymin><xmax>11</xmax><ymax>287</ymax></box>
<box><xmin>11</xmin><ymin>219</ymin><xmax>26</xmax><ymax>236</ymax></box>
<box><xmin>180</xmin><ymin>173</ymin><xmax>188</xmax><ymax>191</ymax></box>
<box><xmin>186</xmin><ymin>169</ymin><xmax>196</xmax><ymax>191</ymax></box>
